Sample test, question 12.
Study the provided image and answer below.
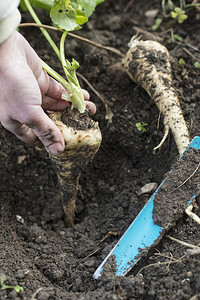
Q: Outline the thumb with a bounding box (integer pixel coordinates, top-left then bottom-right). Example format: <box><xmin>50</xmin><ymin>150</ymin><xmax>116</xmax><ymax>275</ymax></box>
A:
<box><xmin>28</xmin><ymin>107</ymin><xmax>65</xmax><ymax>155</ymax></box>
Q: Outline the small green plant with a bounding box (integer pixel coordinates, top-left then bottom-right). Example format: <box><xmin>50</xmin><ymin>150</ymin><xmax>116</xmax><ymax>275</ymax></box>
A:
<box><xmin>162</xmin><ymin>0</ymin><xmax>200</xmax><ymax>24</ymax></box>
<box><xmin>152</xmin><ymin>17</ymin><xmax>163</xmax><ymax>31</ymax></box>
<box><xmin>194</xmin><ymin>61</ymin><xmax>200</xmax><ymax>69</ymax></box>
<box><xmin>170</xmin><ymin>7</ymin><xmax>188</xmax><ymax>23</ymax></box>
<box><xmin>173</xmin><ymin>33</ymin><xmax>183</xmax><ymax>42</ymax></box>
<box><xmin>178</xmin><ymin>58</ymin><xmax>186</xmax><ymax>66</ymax></box>
<box><xmin>167</xmin><ymin>0</ymin><xmax>174</xmax><ymax>10</ymax></box>
<box><xmin>0</xmin><ymin>275</ymin><xmax>23</xmax><ymax>293</ymax></box>
<box><xmin>136</xmin><ymin>122</ymin><xmax>148</xmax><ymax>133</ymax></box>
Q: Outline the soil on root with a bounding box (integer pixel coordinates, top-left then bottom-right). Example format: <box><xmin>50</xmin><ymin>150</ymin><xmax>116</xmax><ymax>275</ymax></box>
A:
<box><xmin>1</xmin><ymin>0</ymin><xmax>200</xmax><ymax>299</ymax></box>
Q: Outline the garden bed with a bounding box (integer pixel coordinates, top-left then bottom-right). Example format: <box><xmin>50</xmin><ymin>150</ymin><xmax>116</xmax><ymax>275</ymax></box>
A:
<box><xmin>0</xmin><ymin>0</ymin><xmax>200</xmax><ymax>299</ymax></box>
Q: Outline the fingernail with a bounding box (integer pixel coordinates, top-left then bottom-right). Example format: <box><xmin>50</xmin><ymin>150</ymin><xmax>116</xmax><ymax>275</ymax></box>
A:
<box><xmin>48</xmin><ymin>143</ymin><xmax>64</xmax><ymax>155</ymax></box>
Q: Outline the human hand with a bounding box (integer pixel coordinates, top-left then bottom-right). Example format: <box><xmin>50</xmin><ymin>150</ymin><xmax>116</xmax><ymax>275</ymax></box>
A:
<box><xmin>0</xmin><ymin>31</ymin><xmax>96</xmax><ymax>155</ymax></box>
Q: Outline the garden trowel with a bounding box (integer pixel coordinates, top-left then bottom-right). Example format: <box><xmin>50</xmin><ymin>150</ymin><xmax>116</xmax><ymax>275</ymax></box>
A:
<box><xmin>93</xmin><ymin>136</ymin><xmax>200</xmax><ymax>279</ymax></box>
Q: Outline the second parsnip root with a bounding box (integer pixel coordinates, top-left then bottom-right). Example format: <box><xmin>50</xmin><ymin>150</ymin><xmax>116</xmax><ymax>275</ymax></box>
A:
<box><xmin>124</xmin><ymin>39</ymin><xmax>190</xmax><ymax>155</ymax></box>
<box><xmin>49</xmin><ymin>108</ymin><xmax>102</xmax><ymax>227</ymax></box>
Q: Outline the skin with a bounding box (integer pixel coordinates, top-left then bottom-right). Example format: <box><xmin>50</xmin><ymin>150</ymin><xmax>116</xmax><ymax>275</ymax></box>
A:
<box><xmin>0</xmin><ymin>31</ymin><xmax>96</xmax><ymax>155</ymax></box>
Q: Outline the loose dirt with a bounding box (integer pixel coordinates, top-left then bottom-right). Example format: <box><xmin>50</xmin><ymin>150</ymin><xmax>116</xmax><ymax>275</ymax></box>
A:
<box><xmin>153</xmin><ymin>147</ymin><xmax>200</xmax><ymax>228</ymax></box>
<box><xmin>1</xmin><ymin>0</ymin><xmax>200</xmax><ymax>299</ymax></box>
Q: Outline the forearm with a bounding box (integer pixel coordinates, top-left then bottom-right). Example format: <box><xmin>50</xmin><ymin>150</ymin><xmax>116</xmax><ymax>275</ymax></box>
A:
<box><xmin>0</xmin><ymin>0</ymin><xmax>21</xmax><ymax>44</ymax></box>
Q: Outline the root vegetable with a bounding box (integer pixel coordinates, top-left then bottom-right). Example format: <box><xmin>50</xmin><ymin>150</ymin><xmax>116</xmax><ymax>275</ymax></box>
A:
<box><xmin>49</xmin><ymin>108</ymin><xmax>102</xmax><ymax>227</ymax></box>
<box><xmin>123</xmin><ymin>39</ymin><xmax>190</xmax><ymax>155</ymax></box>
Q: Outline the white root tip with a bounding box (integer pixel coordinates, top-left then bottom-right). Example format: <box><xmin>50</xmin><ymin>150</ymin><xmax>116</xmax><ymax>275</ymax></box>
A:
<box><xmin>127</xmin><ymin>34</ymin><xmax>142</xmax><ymax>48</ymax></box>
<box><xmin>154</xmin><ymin>125</ymin><xmax>170</xmax><ymax>151</ymax></box>
<box><xmin>185</xmin><ymin>204</ymin><xmax>200</xmax><ymax>225</ymax></box>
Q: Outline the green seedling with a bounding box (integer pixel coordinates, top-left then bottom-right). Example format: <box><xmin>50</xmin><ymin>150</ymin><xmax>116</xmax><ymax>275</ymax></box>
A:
<box><xmin>167</xmin><ymin>0</ymin><xmax>174</xmax><ymax>10</ymax></box>
<box><xmin>173</xmin><ymin>34</ymin><xmax>183</xmax><ymax>42</ymax></box>
<box><xmin>163</xmin><ymin>0</ymin><xmax>200</xmax><ymax>24</ymax></box>
<box><xmin>0</xmin><ymin>275</ymin><xmax>23</xmax><ymax>293</ymax></box>
<box><xmin>152</xmin><ymin>18</ymin><xmax>163</xmax><ymax>31</ymax></box>
<box><xmin>136</xmin><ymin>122</ymin><xmax>148</xmax><ymax>133</ymax></box>
<box><xmin>194</xmin><ymin>62</ymin><xmax>200</xmax><ymax>69</ymax></box>
<box><xmin>170</xmin><ymin>7</ymin><xmax>188</xmax><ymax>23</ymax></box>
<box><xmin>178</xmin><ymin>58</ymin><xmax>186</xmax><ymax>66</ymax></box>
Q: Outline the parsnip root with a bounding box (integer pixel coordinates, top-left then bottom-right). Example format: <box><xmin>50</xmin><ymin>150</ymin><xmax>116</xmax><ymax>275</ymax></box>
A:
<box><xmin>124</xmin><ymin>39</ymin><xmax>190</xmax><ymax>155</ymax></box>
<box><xmin>49</xmin><ymin>108</ymin><xmax>102</xmax><ymax>227</ymax></box>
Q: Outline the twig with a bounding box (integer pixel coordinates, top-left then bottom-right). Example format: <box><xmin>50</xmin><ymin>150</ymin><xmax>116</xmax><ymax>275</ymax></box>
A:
<box><xmin>19</xmin><ymin>23</ymin><xmax>124</xmax><ymax>58</ymax></box>
<box><xmin>169</xmin><ymin>163</ymin><xmax>200</xmax><ymax>194</ymax></box>
<box><xmin>166</xmin><ymin>234</ymin><xmax>199</xmax><ymax>249</ymax></box>
<box><xmin>31</xmin><ymin>288</ymin><xmax>43</xmax><ymax>300</ymax></box>
<box><xmin>154</xmin><ymin>251</ymin><xmax>181</xmax><ymax>262</ymax></box>
<box><xmin>81</xmin><ymin>247</ymin><xmax>101</xmax><ymax>261</ymax></box>
<box><xmin>81</xmin><ymin>231</ymin><xmax>118</xmax><ymax>261</ymax></box>
<box><xmin>133</xmin><ymin>26</ymin><xmax>164</xmax><ymax>42</ymax></box>
<box><xmin>96</xmin><ymin>231</ymin><xmax>119</xmax><ymax>246</ymax></box>
<box><xmin>192</xmin><ymin>0</ymin><xmax>200</xmax><ymax>12</ymax></box>
<box><xmin>183</xmin><ymin>47</ymin><xmax>200</xmax><ymax>63</ymax></box>
<box><xmin>136</xmin><ymin>257</ymin><xmax>183</xmax><ymax>275</ymax></box>
<box><xmin>124</xmin><ymin>0</ymin><xmax>135</xmax><ymax>12</ymax></box>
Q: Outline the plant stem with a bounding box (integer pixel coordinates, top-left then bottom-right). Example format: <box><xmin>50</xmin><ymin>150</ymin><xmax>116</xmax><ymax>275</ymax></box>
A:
<box><xmin>42</xmin><ymin>60</ymin><xmax>70</xmax><ymax>91</ymax></box>
<box><xmin>60</xmin><ymin>31</ymin><xmax>80</xmax><ymax>87</ymax></box>
<box><xmin>23</xmin><ymin>0</ymin><xmax>85</xmax><ymax>112</ymax></box>
<box><xmin>23</xmin><ymin>0</ymin><xmax>60</xmax><ymax>59</ymax></box>
<box><xmin>60</xmin><ymin>31</ymin><xmax>70</xmax><ymax>80</ymax></box>
<box><xmin>59</xmin><ymin>31</ymin><xmax>85</xmax><ymax>112</ymax></box>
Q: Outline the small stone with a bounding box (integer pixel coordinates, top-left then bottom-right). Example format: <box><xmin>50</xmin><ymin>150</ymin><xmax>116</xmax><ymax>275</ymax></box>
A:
<box><xmin>138</xmin><ymin>182</ymin><xmax>158</xmax><ymax>196</ymax></box>
<box><xmin>83</xmin><ymin>258</ymin><xmax>95</xmax><ymax>267</ymax></box>
<box><xmin>15</xmin><ymin>269</ymin><xmax>30</xmax><ymax>279</ymax></box>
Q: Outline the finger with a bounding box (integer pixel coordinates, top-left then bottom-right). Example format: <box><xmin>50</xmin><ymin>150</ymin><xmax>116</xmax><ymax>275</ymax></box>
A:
<box><xmin>38</xmin><ymin>70</ymin><xmax>66</xmax><ymax>98</ymax></box>
<box><xmin>85</xmin><ymin>101</ymin><xmax>96</xmax><ymax>115</ymax></box>
<box><xmin>42</xmin><ymin>95</ymin><xmax>69</xmax><ymax>111</ymax></box>
<box><xmin>1</xmin><ymin>119</ymin><xmax>40</xmax><ymax>145</ymax></box>
<box><xmin>26</xmin><ymin>107</ymin><xmax>65</xmax><ymax>155</ymax></box>
<box><xmin>82</xmin><ymin>89</ymin><xmax>90</xmax><ymax>101</ymax></box>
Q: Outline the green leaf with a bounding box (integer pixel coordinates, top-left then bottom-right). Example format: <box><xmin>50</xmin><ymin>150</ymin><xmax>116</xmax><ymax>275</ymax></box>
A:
<box><xmin>75</xmin><ymin>8</ymin><xmax>88</xmax><ymax>25</ymax></box>
<box><xmin>71</xmin><ymin>58</ymin><xmax>80</xmax><ymax>70</ymax></box>
<box><xmin>14</xmin><ymin>286</ymin><xmax>24</xmax><ymax>293</ymax></box>
<box><xmin>152</xmin><ymin>18</ymin><xmax>162</xmax><ymax>31</ymax></box>
<box><xmin>50</xmin><ymin>0</ymin><xmax>103</xmax><ymax>30</ymax></box>
<box><xmin>167</xmin><ymin>0</ymin><xmax>174</xmax><ymax>10</ymax></box>
<box><xmin>136</xmin><ymin>122</ymin><xmax>148</xmax><ymax>133</ymax></box>
<box><xmin>178</xmin><ymin>13</ymin><xmax>188</xmax><ymax>23</ymax></box>
<box><xmin>0</xmin><ymin>275</ymin><xmax>23</xmax><ymax>293</ymax></box>
<box><xmin>170</xmin><ymin>11</ymin><xmax>178</xmax><ymax>19</ymax></box>
<box><xmin>70</xmin><ymin>0</ymin><xmax>104</xmax><ymax>17</ymax></box>
<box><xmin>20</xmin><ymin>0</ymin><xmax>54</xmax><ymax>11</ymax></box>
<box><xmin>178</xmin><ymin>58</ymin><xmax>186</xmax><ymax>65</ymax></box>
<box><xmin>173</xmin><ymin>34</ymin><xmax>183</xmax><ymax>42</ymax></box>
<box><xmin>194</xmin><ymin>61</ymin><xmax>200</xmax><ymax>69</ymax></box>
<box><xmin>50</xmin><ymin>0</ymin><xmax>86</xmax><ymax>31</ymax></box>
<box><xmin>170</xmin><ymin>7</ymin><xmax>188</xmax><ymax>23</ymax></box>
<box><xmin>174</xmin><ymin>7</ymin><xmax>182</xmax><ymax>13</ymax></box>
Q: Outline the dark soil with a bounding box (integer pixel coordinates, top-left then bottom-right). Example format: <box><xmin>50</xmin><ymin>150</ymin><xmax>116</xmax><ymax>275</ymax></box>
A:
<box><xmin>1</xmin><ymin>0</ymin><xmax>200</xmax><ymax>299</ymax></box>
<box><xmin>153</xmin><ymin>147</ymin><xmax>200</xmax><ymax>228</ymax></box>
